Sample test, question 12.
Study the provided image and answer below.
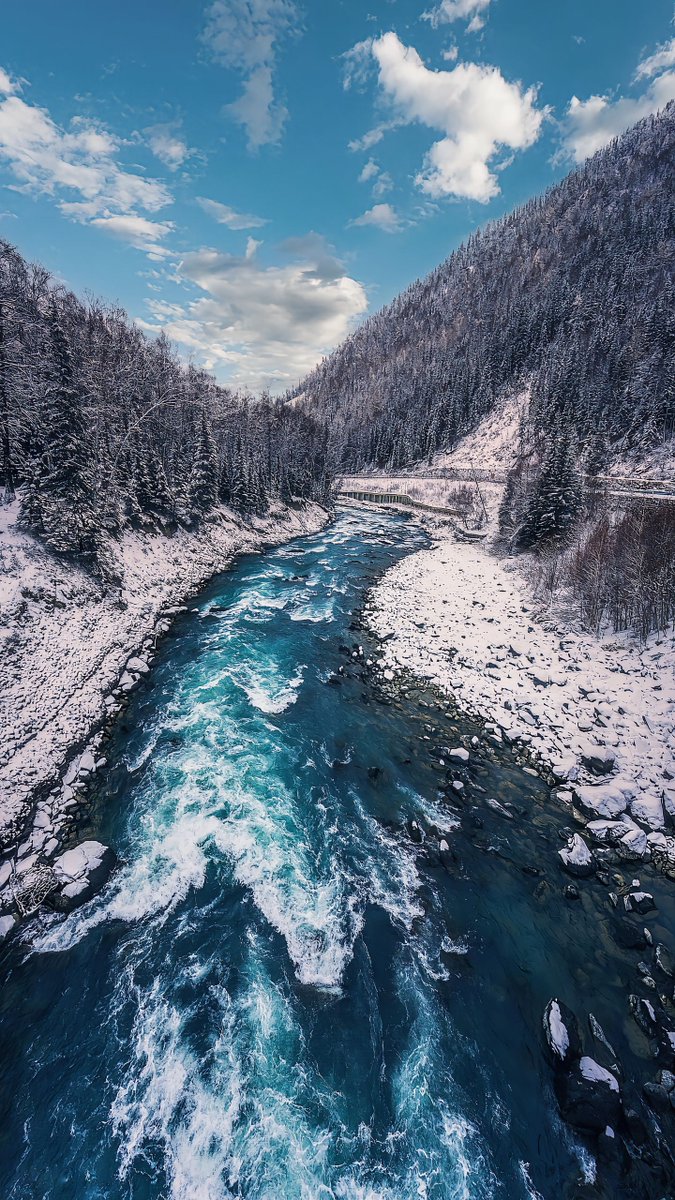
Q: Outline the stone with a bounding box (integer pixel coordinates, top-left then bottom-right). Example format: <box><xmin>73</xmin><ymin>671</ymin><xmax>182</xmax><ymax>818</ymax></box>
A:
<box><xmin>126</xmin><ymin>656</ymin><xmax>150</xmax><ymax>674</ymax></box>
<box><xmin>557</xmin><ymin>1057</ymin><xmax>621</xmax><ymax>1135</ymax></box>
<box><xmin>449</xmin><ymin>747</ymin><xmax>469</xmax><ymax>763</ymax></box>
<box><xmin>580</xmin><ymin>745</ymin><xmax>617</xmax><ymax>776</ymax></box>
<box><xmin>78</xmin><ymin>750</ymin><xmax>97</xmax><ymax>776</ymax></box>
<box><xmin>612</xmin><ymin>919</ymin><xmax>647</xmax><ymax>950</ymax></box>
<box><xmin>558</xmin><ymin>833</ymin><xmax>594</xmax><ymax>878</ymax></box>
<box><xmin>655</xmin><ymin>944</ymin><xmax>675</xmax><ymax>979</ymax></box>
<box><xmin>623</xmin><ymin>891</ymin><xmax>656</xmax><ymax>915</ymax></box>
<box><xmin>0</xmin><ymin>914</ymin><xmax>16</xmax><ymax>939</ymax></box>
<box><xmin>575</xmin><ymin>783</ymin><xmax>628</xmax><ymax>820</ymax></box>
<box><xmin>630</xmin><ymin>794</ymin><xmax>665</xmax><ymax>832</ymax></box>
<box><xmin>616</xmin><ymin>828</ymin><xmax>649</xmax><ymax>860</ymax></box>
<box><xmin>643</xmin><ymin>1082</ymin><xmax>671</xmax><ymax>1114</ymax></box>
<box><xmin>543</xmin><ymin>999</ymin><xmax>581</xmax><ymax>1068</ymax></box>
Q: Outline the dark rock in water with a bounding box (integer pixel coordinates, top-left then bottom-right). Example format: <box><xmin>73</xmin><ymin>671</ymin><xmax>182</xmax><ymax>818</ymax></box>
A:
<box><xmin>438</xmin><ymin>838</ymin><xmax>458</xmax><ymax>872</ymax></box>
<box><xmin>655</xmin><ymin>943</ymin><xmax>675</xmax><ymax>979</ymax></box>
<box><xmin>658</xmin><ymin>1069</ymin><xmax>675</xmax><ymax>1092</ymax></box>
<box><xmin>407</xmin><ymin>819</ymin><xmax>424</xmax><ymax>845</ymax></box>
<box><xmin>543</xmin><ymin>998</ymin><xmax>581</xmax><ymax>1069</ymax></box>
<box><xmin>623</xmin><ymin>1107</ymin><xmax>650</xmax><ymax>1147</ymax></box>
<box><xmin>521</xmin><ymin>864</ymin><xmax>541</xmax><ymax>877</ymax></box>
<box><xmin>556</xmin><ymin>1056</ymin><xmax>621</xmax><ymax>1135</ymax></box>
<box><xmin>629</xmin><ymin>994</ymin><xmax>661</xmax><ymax>1039</ymax></box>
<box><xmin>643</xmin><ymin>1082</ymin><xmax>671</xmax><ymax>1114</ymax></box>
<box><xmin>612</xmin><ymin>918</ymin><xmax>647</xmax><ymax>950</ymax></box>
<box><xmin>368</xmin><ymin>766</ymin><xmax>383</xmax><ymax>782</ymax></box>
<box><xmin>564</xmin><ymin>884</ymin><xmax>581</xmax><ymax>901</ymax></box>
<box><xmin>624</xmin><ymin>891</ymin><xmax>656</xmax><ymax>915</ymax></box>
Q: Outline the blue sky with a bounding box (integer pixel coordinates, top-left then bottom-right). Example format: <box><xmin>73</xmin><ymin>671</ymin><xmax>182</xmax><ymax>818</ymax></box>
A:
<box><xmin>0</xmin><ymin>0</ymin><xmax>673</xmax><ymax>392</ymax></box>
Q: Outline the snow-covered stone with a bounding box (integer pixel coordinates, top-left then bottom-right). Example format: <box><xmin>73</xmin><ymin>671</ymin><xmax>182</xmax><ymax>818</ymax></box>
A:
<box><xmin>126</xmin><ymin>656</ymin><xmax>149</xmax><ymax>674</ymax></box>
<box><xmin>449</xmin><ymin>747</ymin><xmax>469</xmax><ymax>763</ymax></box>
<box><xmin>579</xmin><ymin>1057</ymin><xmax>619</xmax><ymax>1093</ymax></box>
<box><xmin>575</xmin><ymin>783</ymin><xmax>628</xmax><ymax>820</ymax></box>
<box><xmin>630</xmin><ymin>794</ymin><xmax>665</xmax><ymax>831</ymax></box>
<box><xmin>0</xmin><ymin>914</ymin><xmax>16</xmax><ymax>939</ymax></box>
<box><xmin>558</xmin><ymin>833</ymin><xmax>594</xmax><ymax>878</ymax></box>
<box><xmin>53</xmin><ymin>840</ymin><xmax>110</xmax><ymax>883</ymax></box>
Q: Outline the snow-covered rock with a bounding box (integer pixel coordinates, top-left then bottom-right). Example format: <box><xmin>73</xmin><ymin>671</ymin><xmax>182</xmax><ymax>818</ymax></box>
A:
<box><xmin>575</xmin><ymin>784</ymin><xmax>629</xmax><ymax>820</ymax></box>
<box><xmin>449</xmin><ymin>747</ymin><xmax>470</xmax><ymax>763</ymax></box>
<box><xmin>543</xmin><ymin>998</ymin><xmax>580</xmax><ymax>1068</ymax></box>
<box><xmin>558</xmin><ymin>833</ymin><xmax>595</xmax><ymax>878</ymax></box>
<box><xmin>630</xmin><ymin>794</ymin><xmax>665</xmax><ymax>831</ymax></box>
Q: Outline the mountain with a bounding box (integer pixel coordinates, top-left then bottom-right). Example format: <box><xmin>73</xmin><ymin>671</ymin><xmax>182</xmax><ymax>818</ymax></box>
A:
<box><xmin>296</xmin><ymin>105</ymin><xmax>675</xmax><ymax>473</ymax></box>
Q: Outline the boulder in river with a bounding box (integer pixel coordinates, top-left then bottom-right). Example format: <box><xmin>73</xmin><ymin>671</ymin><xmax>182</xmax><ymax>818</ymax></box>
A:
<box><xmin>557</xmin><ymin>1056</ymin><xmax>622</xmax><ymax>1135</ymax></box>
<box><xmin>558</xmin><ymin>833</ymin><xmax>595</xmax><ymax>878</ymax></box>
<box><xmin>543</xmin><ymin>999</ymin><xmax>581</xmax><ymax>1069</ymax></box>
<box><xmin>52</xmin><ymin>841</ymin><xmax>115</xmax><ymax>910</ymax></box>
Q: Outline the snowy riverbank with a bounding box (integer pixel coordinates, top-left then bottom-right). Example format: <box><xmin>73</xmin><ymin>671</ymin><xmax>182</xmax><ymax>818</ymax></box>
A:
<box><xmin>0</xmin><ymin>500</ymin><xmax>327</xmax><ymax>848</ymax></box>
<box><xmin>366</xmin><ymin>523</ymin><xmax>675</xmax><ymax>872</ymax></box>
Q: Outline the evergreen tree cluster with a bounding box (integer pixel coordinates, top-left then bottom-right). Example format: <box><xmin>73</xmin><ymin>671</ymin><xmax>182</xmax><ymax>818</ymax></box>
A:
<box><xmin>295</xmin><ymin>105</ymin><xmax>675</xmax><ymax>473</ymax></box>
<box><xmin>0</xmin><ymin>243</ymin><xmax>332</xmax><ymax>570</ymax></box>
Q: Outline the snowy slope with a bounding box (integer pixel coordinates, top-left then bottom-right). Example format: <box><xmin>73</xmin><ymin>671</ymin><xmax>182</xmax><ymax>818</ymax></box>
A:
<box><xmin>0</xmin><ymin>500</ymin><xmax>327</xmax><ymax>844</ymax></box>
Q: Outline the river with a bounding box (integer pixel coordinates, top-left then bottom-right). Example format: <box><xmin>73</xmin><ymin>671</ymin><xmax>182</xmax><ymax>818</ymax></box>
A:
<box><xmin>0</xmin><ymin>508</ymin><xmax>671</xmax><ymax>1199</ymax></box>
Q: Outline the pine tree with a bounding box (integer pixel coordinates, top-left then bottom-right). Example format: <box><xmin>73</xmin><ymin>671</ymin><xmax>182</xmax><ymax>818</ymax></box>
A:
<box><xmin>189</xmin><ymin>412</ymin><xmax>219</xmax><ymax>516</ymax></box>
<box><xmin>23</xmin><ymin>303</ymin><xmax>98</xmax><ymax>557</ymax></box>
<box><xmin>518</xmin><ymin>431</ymin><xmax>584</xmax><ymax>550</ymax></box>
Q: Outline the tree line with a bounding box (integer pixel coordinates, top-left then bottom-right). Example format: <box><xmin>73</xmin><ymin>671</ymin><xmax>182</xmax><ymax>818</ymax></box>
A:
<box><xmin>0</xmin><ymin>240</ymin><xmax>333</xmax><ymax>575</ymax></box>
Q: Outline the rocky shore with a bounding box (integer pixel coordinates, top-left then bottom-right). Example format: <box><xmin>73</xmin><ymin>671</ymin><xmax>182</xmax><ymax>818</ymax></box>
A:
<box><xmin>365</xmin><ymin>520</ymin><xmax>675</xmax><ymax>879</ymax></box>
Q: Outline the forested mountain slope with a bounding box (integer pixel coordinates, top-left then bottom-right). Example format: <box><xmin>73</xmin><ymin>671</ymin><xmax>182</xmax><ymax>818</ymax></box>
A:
<box><xmin>296</xmin><ymin>105</ymin><xmax>675</xmax><ymax>472</ymax></box>
<box><xmin>0</xmin><ymin>243</ymin><xmax>331</xmax><ymax>575</ymax></box>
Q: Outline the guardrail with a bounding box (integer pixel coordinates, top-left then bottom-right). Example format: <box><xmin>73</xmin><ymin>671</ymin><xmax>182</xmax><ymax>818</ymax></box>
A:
<box><xmin>340</xmin><ymin>490</ymin><xmax>462</xmax><ymax>517</ymax></box>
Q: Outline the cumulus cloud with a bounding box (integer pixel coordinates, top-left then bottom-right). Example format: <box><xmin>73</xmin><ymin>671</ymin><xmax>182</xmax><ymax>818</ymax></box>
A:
<box><xmin>0</xmin><ymin>69</ymin><xmax>173</xmax><ymax>255</ymax></box>
<box><xmin>559</xmin><ymin>46</ymin><xmax>675</xmax><ymax>164</ymax></box>
<box><xmin>139</xmin><ymin>240</ymin><xmax>368</xmax><ymax>392</ymax></box>
<box><xmin>346</xmin><ymin>33</ymin><xmax>546</xmax><ymax>202</ymax></box>
<box><xmin>145</xmin><ymin>122</ymin><xmax>190</xmax><ymax>170</ymax></box>
<box><xmin>349</xmin><ymin>202</ymin><xmax>402</xmax><ymax>232</ymax></box>
<box><xmin>422</xmin><ymin>0</ymin><xmax>492</xmax><ymax>30</ymax></box>
<box><xmin>197</xmin><ymin>196</ymin><xmax>268</xmax><ymax>230</ymax></box>
<box><xmin>202</xmin><ymin>0</ymin><xmax>300</xmax><ymax>149</ymax></box>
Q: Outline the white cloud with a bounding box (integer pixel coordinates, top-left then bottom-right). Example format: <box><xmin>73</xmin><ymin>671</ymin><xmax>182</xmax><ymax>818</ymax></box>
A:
<box><xmin>0</xmin><ymin>74</ymin><xmax>173</xmax><ymax>255</ymax></box>
<box><xmin>560</xmin><ymin>70</ymin><xmax>675</xmax><ymax>163</ymax></box>
<box><xmin>146</xmin><ymin>122</ymin><xmax>190</xmax><ymax>170</ymax></box>
<box><xmin>422</xmin><ymin>0</ymin><xmax>492</xmax><ymax>30</ymax></box>
<box><xmin>0</xmin><ymin>68</ymin><xmax>18</xmax><ymax>96</ymax></box>
<box><xmin>139</xmin><ymin>241</ymin><xmax>368</xmax><ymax>393</ymax></box>
<box><xmin>635</xmin><ymin>38</ymin><xmax>675</xmax><ymax>81</ymax></box>
<box><xmin>442</xmin><ymin>46</ymin><xmax>459</xmax><ymax>62</ymax></box>
<box><xmin>358</xmin><ymin>158</ymin><xmax>380</xmax><ymax>182</ymax></box>
<box><xmin>90</xmin><ymin>214</ymin><xmax>175</xmax><ymax>259</ymax></box>
<box><xmin>358</xmin><ymin>157</ymin><xmax>393</xmax><ymax>197</ymax></box>
<box><xmin>197</xmin><ymin>196</ymin><xmax>268</xmax><ymax>230</ymax></box>
<box><xmin>202</xmin><ymin>0</ymin><xmax>299</xmax><ymax>149</ymax></box>
<box><xmin>348</xmin><ymin>33</ymin><xmax>546</xmax><ymax>202</ymax></box>
<box><xmin>349</xmin><ymin>202</ymin><xmax>402</xmax><ymax>232</ymax></box>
